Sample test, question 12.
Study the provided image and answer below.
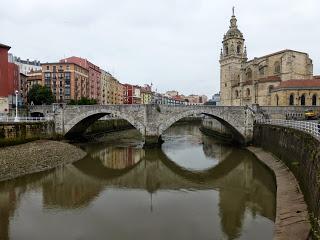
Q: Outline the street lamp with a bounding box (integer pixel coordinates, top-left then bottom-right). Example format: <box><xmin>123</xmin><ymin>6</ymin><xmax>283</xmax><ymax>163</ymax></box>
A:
<box><xmin>14</xmin><ymin>90</ymin><xmax>19</xmax><ymax>122</ymax></box>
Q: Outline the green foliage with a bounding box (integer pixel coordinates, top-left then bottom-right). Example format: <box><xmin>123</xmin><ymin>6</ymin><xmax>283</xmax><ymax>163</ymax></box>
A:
<box><xmin>69</xmin><ymin>97</ymin><xmax>97</xmax><ymax>105</ymax></box>
<box><xmin>27</xmin><ymin>84</ymin><xmax>54</xmax><ymax>105</ymax></box>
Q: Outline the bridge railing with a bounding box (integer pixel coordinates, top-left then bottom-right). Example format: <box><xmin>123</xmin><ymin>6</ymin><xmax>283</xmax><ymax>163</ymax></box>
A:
<box><xmin>256</xmin><ymin>119</ymin><xmax>320</xmax><ymax>140</ymax></box>
<box><xmin>0</xmin><ymin>116</ymin><xmax>53</xmax><ymax>123</ymax></box>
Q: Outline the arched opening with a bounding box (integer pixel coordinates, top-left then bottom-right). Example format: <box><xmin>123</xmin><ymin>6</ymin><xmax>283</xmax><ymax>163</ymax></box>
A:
<box><xmin>246</xmin><ymin>68</ymin><xmax>252</xmax><ymax>80</ymax></box>
<box><xmin>64</xmin><ymin>112</ymin><xmax>143</xmax><ymax>141</ymax></box>
<box><xmin>235</xmin><ymin>90</ymin><xmax>239</xmax><ymax>98</ymax></box>
<box><xmin>274</xmin><ymin>61</ymin><xmax>281</xmax><ymax>74</ymax></box>
<box><xmin>237</xmin><ymin>45</ymin><xmax>241</xmax><ymax>54</ymax></box>
<box><xmin>300</xmin><ymin>94</ymin><xmax>306</xmax><ymax>106</ymax></box>
<box><xmin>268</xmin><ymin>85</ymin><xmax>274</xmax><ymax>95</ymax></box>
<box><xmin>259</xmin><ymin>66</ymin><xmax>264</xmax><ymax>76</ymax></box>
<box><xmin>275</xmin><ymin>95</ymin><xmax>279</xmax><ymax>106</ymax></box>
<box><xmin>289</xmin><ymin>94</ymin><xmax>294</xmax><ymax>105</ymax></box>
<box><xmin>159</xmin><ymin>111</ymin><xmax>247</xmax><ymax>146</ymax></box>
<box><xmin>312</xmin><ymin>94</ymin><xmax>317</xmax><ymax>106</ymax></box>
<box><xmin>225</xmin><ymin>46</ymin><xmax>229</xmax><ymax>56</ymax></box>
<box><xmin>30</xmin><ymin>112</ymin><xmax>44</xmax><ymax>117</ymax></box>
<box><xmin>246</xmin><ymin>88</ymin><xmax>250</xmax><ymax>97</ymax></box>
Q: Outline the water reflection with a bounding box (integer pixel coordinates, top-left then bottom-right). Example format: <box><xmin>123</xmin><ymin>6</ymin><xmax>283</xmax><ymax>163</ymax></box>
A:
<box><xmin>0</xmin><ymin>123</ymin><xmax>276</xmax><ymax>240</ymax></box>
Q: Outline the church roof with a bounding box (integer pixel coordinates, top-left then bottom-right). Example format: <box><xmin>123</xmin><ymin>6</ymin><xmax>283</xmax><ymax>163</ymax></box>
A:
<box><xmin>273</xmin><ymin>79</ymin><xmax>320</xmax><ymax>91</ymax></box>
<box><xmin>246</xmin><ymin>49</ymin><xmax>309</xmax><ymax>63</ymax></box>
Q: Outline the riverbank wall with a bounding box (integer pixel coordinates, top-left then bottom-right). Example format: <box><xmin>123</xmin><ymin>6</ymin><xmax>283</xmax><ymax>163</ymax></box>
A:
<box><xmin>0</xmin><ymin>121</ymin><xmax>57</xmax><ymax>147</ymax></box>
<box><xmin>200</xmin><ymin>118</ymin><xmax>235</xmax><ymax>143</ymax></box>
<box><xmin>253</xmin><ymin>124</ymin><xmax>320</xmax><ymax>239</ymax></box>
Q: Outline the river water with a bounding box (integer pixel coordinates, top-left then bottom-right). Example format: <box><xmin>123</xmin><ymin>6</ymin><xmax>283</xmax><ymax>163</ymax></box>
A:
<box><xmin>0</xmin><ymin>123</ymin><xmax>276</xmax><ymax>240</ymax></box>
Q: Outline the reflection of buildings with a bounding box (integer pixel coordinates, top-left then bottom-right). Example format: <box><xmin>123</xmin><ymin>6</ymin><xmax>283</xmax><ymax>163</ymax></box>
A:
<box><xmin>91</xmin><ymin>147</ymin><xmax>145</xmax><ymax>170</ymax></box>
<box><xmin>0</xmin><ymin>190</ymin><xmax>18</xmax><ymax>240</ymax></box>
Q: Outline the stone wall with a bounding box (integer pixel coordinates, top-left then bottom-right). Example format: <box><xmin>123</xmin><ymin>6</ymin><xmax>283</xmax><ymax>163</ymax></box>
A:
<box><xmin>0</xmin><ymin>122</ymin><xmax>56</xmax><ymax>146</ymax></box>
<box><xmin>253</xmin><ymin>124</ymin><xmax>320</xmax><ymax>238</ymax></box>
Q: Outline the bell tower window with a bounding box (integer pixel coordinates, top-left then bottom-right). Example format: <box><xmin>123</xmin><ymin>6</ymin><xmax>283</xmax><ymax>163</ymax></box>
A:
<box><xmin>225</xmin><ymin>45</ymin><xmax>229</xmax><ymax>56</ymax></box>
<box><xmin>237</xmin><ymin>45</ymin><xmax>241</xmax><ymax>54</ymax></box>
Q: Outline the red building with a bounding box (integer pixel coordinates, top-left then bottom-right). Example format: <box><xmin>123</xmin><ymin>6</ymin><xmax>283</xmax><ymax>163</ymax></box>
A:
<box><xmin>0</xmin><ymin>43</ymin><xmax>11</xmax><ymax>97</ymax></box>
<box><xmin>0</xmin><ymin>43</ymin><xmax>19</xmax><ymax>106</ymax></box>
<box><xmin>60</xmin><ymin>57</ymin><xmax>101</xmax><ymax>103</ymax></box>
<box><xmin>123</xmin><ymin>84</ymin><xmax>141</xmax><ymax>104</ymax></box>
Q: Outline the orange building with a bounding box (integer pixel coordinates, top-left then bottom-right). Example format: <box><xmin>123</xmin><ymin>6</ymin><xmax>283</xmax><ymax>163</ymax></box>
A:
<box><xmin>41</xmin><ymin>63</ymin><xmax>89</xmax><ymax>103</ymax></box>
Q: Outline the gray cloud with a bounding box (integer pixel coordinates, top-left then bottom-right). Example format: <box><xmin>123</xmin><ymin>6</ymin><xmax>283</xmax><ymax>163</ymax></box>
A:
<box><xmin>1</xmin><ymin>0</ymin><xmax>319</xmax><ymax>97</ymax></box>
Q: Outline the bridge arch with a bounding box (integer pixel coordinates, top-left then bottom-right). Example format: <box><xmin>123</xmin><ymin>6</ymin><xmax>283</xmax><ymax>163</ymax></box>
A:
<box><xmin>64</xmin><ymin>108</ymin><xmax>145</xmax><ymax>139</ymax></box>
<box><xmin>158</xmin><ymin>108</ymin><xmax>247</xmax><ymax>144</ymax></box>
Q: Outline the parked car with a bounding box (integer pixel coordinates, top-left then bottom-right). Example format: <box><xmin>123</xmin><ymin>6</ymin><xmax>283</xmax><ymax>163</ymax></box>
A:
<box><xmin>304</xmin><ymin>109</ymin><xmax>317</xmax><ymax>120</ymax></box>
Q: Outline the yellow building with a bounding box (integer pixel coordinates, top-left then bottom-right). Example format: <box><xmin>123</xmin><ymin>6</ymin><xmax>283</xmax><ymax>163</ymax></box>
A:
<box><xmin>100</xmin><ymin>70</ymin><xmax>123</xmax><ymax>105</ymax></box>
<box><xmin>141</xmin><ymin>89</ymin><xmax>153</xmax><ymax>104</ymax></box>
<box><xmin>220</xmin><ymin>9</ymin><xmax>319</xmax><ymax>106</ymax></box>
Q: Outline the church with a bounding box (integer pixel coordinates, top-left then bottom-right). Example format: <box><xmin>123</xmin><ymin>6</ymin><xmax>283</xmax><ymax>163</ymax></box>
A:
<box><xmin>220</xmin><ymin>8</ymin><xmax>320</xmax><ymax>106</ymax></box>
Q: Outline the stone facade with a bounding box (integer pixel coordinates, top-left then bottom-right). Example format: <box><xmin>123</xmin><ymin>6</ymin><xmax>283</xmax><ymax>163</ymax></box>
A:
<box><xmin>31</xmin><ymin>105</ymin><xmax>255</xmax><ymax>146</ymax></box>
<box><xmin>220</xmin><ymin>9</ymin><xmax>318</xmax><ymax>106</ymax></box>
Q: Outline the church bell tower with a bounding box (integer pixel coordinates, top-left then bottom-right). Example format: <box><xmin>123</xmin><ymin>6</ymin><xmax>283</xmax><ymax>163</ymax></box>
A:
<box><xmin>220</xmin><ymin>7</ymin><xmax>247</xmax><ymax>106</ymax></box>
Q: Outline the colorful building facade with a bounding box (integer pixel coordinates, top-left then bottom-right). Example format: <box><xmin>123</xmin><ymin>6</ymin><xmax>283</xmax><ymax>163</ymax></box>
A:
<box><xmin>60</xmin><ymin>57</ymin><xmax>101</xmax><ymax>103</ymax></box>
<box><xmin>42</xmin><ymin>62</ymin><xmax>89</xmax><ymax>103</ymax></box>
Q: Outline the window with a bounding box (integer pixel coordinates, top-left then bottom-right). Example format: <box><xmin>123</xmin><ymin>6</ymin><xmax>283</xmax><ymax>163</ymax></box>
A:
<box><xmin>46</xmin><ymin>65</ymin><xmax>49</xmax><ymax>70</ymax></box>
<box><xmin>246</xmin><ymin>88</ymin><xmax>250</xmax><ymax>97</ymax></box>
<box><xmin>275</xmin><ymin>95</ymin><xmax>279</xmax><ymax>106</ymax></box>
<box><xmin>312</xmin><ymin>94</ymin><xmax>317</xmax><ymax>106</ymax></box>
<box><xmin>235</xmin><ymin>90</ymin><xmax>239</xmax><ymax>98</ymax></box>
<box><xmin>300</xmin><ymin>94</ymin><xmax>306</xmax><ymax>106</ymax></box>
<box><xmin>274</xmin><ymin>61</ymin><xmax>281</xmax><ymax>74</ymax></box>
<box><xmin>246</xmin><ymin>68</ymin><xmax>252</xmax><ymax>80</ymax></box>
<box><xmin>259</xmin><ymin>66</ymin><xmax>264</xmax><ymax>76</ymax></box>
<box><xmin>65</xmin><ymin>87</ymin><xmax>70</xmax><ymax>96</ymax></box>
<box><xmin>65</xmin><ymin>72</ymin><xmax>71</xmax><ymax>80</ymax></box>
<box><xmin>53</xmin><ymin>66</ymin><xmax>56</xmax><ymax>72</ymax></box>
<box><xmin>225</xmin><ymin>45</ymin><xmax>229</xmax><ymax>55</ymax></box>
<box><xmin>268</xmin><ymin>85</ymin><xmax>274</xmax><ymax>94</ymax></box>
<box><xmin>237</xmin><ymin>45</ymin><xmax>241</xmax><ymax>54</ymax></box>
<box><xmin>289</xmin><ymin>94</ymin><xmax>294</xmax><ymax>105</ymax></box>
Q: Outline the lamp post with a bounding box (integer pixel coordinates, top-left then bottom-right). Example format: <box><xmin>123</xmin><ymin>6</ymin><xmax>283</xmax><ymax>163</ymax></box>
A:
<box><xmin>14</xmin><ymin>90</ymin><xmax>19</xmax><ymax>122</ymax></box>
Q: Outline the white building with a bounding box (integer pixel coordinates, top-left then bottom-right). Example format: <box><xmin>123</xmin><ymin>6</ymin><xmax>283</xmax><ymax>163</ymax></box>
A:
<box><xmin>8</xmin><ymin>54</ymin><xmax>41</xmax><ymax>75</ymax></box>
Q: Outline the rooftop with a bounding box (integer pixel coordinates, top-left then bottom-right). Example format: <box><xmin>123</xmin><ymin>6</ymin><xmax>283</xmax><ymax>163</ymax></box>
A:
<box><xmin>273</xmin><ymin>79</ymin><xmax>320</xmax><ymax>90</ymax></box>
<box><xmin>247</xmin><ymin>49</ymin><xmax>309</xmax><ymax>63</ymax></box>
<box><xmin>0</xmin><ymin>43</ymin><xmax>11</xmax><ymax>50</ymax></box>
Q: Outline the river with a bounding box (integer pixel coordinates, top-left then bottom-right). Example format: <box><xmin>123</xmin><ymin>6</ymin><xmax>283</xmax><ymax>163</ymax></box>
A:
<box><xmin>0</xmin><ymin>122</ymin><xmax>276</xmax><ymax>240</ymax></box>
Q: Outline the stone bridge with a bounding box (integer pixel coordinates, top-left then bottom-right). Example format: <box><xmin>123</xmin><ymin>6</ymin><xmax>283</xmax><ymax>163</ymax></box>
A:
<box><xmin>30</xmin><ymin>104</ymin><xmax>255</xmax><ymax>146</ymax></box>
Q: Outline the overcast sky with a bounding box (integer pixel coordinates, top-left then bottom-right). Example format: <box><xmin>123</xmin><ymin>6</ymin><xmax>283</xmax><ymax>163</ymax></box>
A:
<box><xmin>1</xmin><ymin>0</ymin><xmax>319</xmax><ymax>97</ymax></box>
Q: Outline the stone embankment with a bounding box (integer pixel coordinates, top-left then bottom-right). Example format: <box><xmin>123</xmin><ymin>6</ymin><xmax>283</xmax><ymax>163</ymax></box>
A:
<box><xmin>248</xmin><ymin>147</ymin><xmax>311</xmax><ymax>240</ymax></box>
<box><xmin>0</xmin><ymin>140</ymin><xmax>86</xmax><ymax>182</ymax></box>
<box><xmin>253</xmin><ymin>124</ymin><xmax>320</xmax><ymax>239</ymax></box>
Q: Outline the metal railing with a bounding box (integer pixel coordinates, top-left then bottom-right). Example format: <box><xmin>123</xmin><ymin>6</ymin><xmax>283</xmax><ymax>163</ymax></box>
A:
<box><xmin>256</xmin><ymin>119</ymin><xmax>320</xmax><ymax>140</ymax></box>
<box><xmin>0</xmin><ymin>116</ymin><xmax>53</xmax><ymax>123</ymax></box>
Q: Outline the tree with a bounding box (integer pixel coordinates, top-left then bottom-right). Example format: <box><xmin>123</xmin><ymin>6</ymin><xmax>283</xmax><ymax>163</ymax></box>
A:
<box><xmin>27</xmin><ymin>84</ymin><xmax>54</xmax><ymax>105</ymax></box>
